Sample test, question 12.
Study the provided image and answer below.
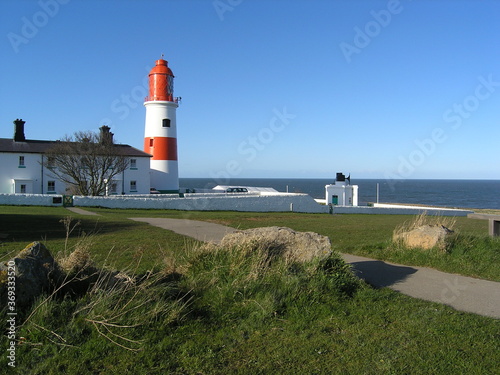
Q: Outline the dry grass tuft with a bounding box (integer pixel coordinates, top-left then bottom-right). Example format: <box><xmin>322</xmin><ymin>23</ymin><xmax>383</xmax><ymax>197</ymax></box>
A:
<box><xmin>58</xmin><ymin>237</ymin><xmax>94</xmax><ymax>274</ymax></box>
<box><xmin>393</xmin><ymin>212</ymin><xmax>456</xmax><ymax>238</ymax></box>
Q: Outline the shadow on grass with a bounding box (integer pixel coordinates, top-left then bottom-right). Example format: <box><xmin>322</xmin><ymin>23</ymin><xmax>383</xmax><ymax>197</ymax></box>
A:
<box><xmin>0</xmin><ymin>213</ymin><xmax>139</xmax><ymax>245</ymax></box>
<box><xmin>351</xmin><ymin>260</ymin><xmax>417</xmax><ymax>288</ymax></box>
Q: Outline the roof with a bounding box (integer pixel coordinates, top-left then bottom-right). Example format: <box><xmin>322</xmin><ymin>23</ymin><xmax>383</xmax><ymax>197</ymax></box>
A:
<box><xmin>213</xmin><ymin>185</ymin><xmax>279</xmax><ymax>193</ymax></box>
<box><xmin>0</xmin><ymin>138</ymin><xmax>151</xmax><ymax>158</ymax></box>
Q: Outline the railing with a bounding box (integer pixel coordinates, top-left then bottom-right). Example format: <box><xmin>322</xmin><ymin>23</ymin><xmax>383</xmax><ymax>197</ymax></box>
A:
<box><xmin>144</xmin><ymin>96</ymin><xmax>181</xmax><ymax>103</ymax></box>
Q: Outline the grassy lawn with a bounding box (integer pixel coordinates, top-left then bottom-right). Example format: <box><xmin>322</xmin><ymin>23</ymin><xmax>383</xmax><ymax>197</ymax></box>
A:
<box><xmin>1</xmin><ymin>206</ymin><xmax>499</xmax><ymax>374</ymax></box>
<box><xmin>46</xmin><ymin>206</ymin><xmax>497</xmax><ymax>281</ymax></box>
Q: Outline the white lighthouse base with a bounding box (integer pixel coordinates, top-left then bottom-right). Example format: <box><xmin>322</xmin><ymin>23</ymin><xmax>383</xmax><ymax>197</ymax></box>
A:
<box><xmin>150</xmin><ymin>160</ymin><xmax>179</xmax><ymax>193</ymax></box>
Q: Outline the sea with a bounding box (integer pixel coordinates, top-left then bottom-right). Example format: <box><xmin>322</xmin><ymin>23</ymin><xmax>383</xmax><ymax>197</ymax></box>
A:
<box><xmin>179</xmin><ymin>178</ymin><xmax>500</xmax><ymax>210</ymax></box>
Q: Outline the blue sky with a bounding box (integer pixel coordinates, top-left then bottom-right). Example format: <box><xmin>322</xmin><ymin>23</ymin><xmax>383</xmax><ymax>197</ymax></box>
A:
<box><xmin>1</xmin><ymin>0</ymin><xmax>499</xmax><ymax>179</ymax></box>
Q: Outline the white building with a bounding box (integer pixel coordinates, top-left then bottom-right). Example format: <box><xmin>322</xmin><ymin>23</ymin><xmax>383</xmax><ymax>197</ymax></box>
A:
<box><xmin>0</xmin><ymin>119</ymin><xmax>152</xmax><ymax>195</ymax></box>
<box><xmin>325</xmin><ymin>173</ymin><xmax>358</xmax><ymax>206</ymax></box>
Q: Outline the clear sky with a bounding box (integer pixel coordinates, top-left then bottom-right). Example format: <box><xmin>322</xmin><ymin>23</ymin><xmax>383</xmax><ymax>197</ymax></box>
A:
<box><xmin>1</xmin><ymin>0</ymin><xmax>499</xmax><ymax>180</ymax></box>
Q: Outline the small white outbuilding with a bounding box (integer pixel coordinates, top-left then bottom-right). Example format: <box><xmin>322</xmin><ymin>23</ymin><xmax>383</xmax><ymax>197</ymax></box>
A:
<box><xmin>325</xmin><ymin>173</ymin><xmax>358</xmax><ymax>206</ymax></box>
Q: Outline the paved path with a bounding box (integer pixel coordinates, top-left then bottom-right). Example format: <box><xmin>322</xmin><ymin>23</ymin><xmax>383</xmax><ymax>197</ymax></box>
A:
<box><xmin>129</xmin><ymin>218</ymin><xmax>237</xmax><ymax>243</ymax></box>
<box><xmin>342</xmin><ymin>253</ymin><xmax>500</xmax><ymax>318</ymax></box>
<box><xmin>66</xmin><ymin>207</ymin><xmax>101</xmax><ymax>216</ymax></box>
<box><xmin>132</xmin><ymin>217</ymin><xmax>500</xmax><ymax>319</ymax></box>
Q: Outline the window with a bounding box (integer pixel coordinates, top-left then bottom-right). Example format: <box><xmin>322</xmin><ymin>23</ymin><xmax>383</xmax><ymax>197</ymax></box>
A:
<box><xmin>20</xmin><ymin>184</ymin><xmax>26</xmax><ymax>194</ymax></box>
<box><xmin>130</xmin><ymin>180</ymin><xmax>137</xmax><ymax>192</ymax></box>
<box><xmin>162</xmin><ymin>118</ymin><xmax>170</xmax><ymax>128</ymax></box>
<box><xmin>110</xmin><ymin>183</ymin><xmax>117</xmax><ymax>194</ymax></box>
<box><xmin>149</xmin><ymin>139</ymin><xmax>154</xmax><ymax>147</ymax></box>
<box><xmin>47</xmin><ymin>181</ymin><xmax>55</xmax><ymax>192</ymax></box>
<box><xmin>130</xmin><ymin>159</ymin><xmax>137</xmax><ymax>169</ymax></box>
<box><xmin>47</xmin><ymin>156</ymin><xmax>55</xmax><ymax>168</ymax></box>
<box><xmin>18</xmin><ymin>156</ymin><xmax>25</xmax><ymax>167</ymax></box>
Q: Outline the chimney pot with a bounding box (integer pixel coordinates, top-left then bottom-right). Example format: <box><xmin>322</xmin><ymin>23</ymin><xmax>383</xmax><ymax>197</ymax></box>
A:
<box><xmin>13</xmin><ymin>119</ymin><xmax>26</xmax><ymax>142</ymax></box>
<box><xmin>99</xmin><ymin>125</ymin><xmax>114</xmax><ymax>144</ymax></box>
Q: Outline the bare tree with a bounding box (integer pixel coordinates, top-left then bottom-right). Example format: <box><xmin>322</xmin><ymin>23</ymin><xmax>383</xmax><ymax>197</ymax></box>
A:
<box><xmin>43</xmin><ymin>127</ymin><xmax>129</xmax><ymax>196</ymax></box>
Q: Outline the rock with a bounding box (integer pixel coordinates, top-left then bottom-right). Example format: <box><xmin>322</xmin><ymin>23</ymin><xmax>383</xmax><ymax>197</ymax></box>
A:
<box><xmin>393</xmin><ymin>225</ymin><xmax>454</xmax><ymax>251</ymax></box>
<box><xmin>0</xmin><ymin>242</ymin><xmax>136</xmax><ymax>310</ymax></box>
<box><xmin>219</xmin><ymin>226</ymin><xmax>332</xmax><ymax>263</ymax></box>
<box><xmin>0</xmin><ymin>242</ymin><xmax>62</xmax><ymax>309</ymax></box>
<box><xmin>58</xmin><ymin>247</ymin><xmax>135</xmax><ymax>296</ymax></box>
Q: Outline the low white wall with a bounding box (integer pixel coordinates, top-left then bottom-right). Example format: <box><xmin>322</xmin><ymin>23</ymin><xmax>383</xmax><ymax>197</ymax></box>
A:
<box><xmin>73</xmin><ymin>193</ymin><xmax>329</xmax><ymax>213</ymax></box>
<box><xmin>332</xmin><ymin>205</ymin><xmax>472</xmax><ymax>216</ymax></box>
<box><xmin>0</xmin><ymin>193</ymin><xmax>473</xmax><ymax>216</ymax></box>
<box><xmin>0</xmin><ymin>194</ymin><xmax>63</xmax><ymax>206</ymax></box>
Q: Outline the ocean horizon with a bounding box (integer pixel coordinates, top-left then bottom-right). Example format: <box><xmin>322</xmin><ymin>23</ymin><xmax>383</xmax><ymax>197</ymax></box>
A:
<box><xmin>179</xmin><ymin>178</ymin><xmax>500</xmax><ymax>210</ymax></box>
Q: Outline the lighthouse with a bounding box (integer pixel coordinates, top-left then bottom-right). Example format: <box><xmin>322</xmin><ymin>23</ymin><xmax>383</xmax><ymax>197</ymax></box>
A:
<box><xmin>143</xmin><ymin>56</ymin><xmax>179</xmax><ymax>193</ymax></box>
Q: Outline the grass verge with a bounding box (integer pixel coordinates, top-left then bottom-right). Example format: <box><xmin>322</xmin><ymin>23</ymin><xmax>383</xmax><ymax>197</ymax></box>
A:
<box><xmin>1</xmin><ymin>208</ymin><xmax>498</xmax><ymax>374</ymax></box>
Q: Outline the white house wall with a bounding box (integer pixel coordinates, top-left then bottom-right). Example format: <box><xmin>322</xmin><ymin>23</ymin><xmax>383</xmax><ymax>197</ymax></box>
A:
<box><xmin>119</xmin><ymin>157</ymin><xmax>151</xmax><ymax>195</ymax></box>
<box><xmin>0</xmin><ymin>152</ymin><xmax>43</xmax><ymax>194</ymax></box>
<box><xmin>325</xmin><ymin>184</ymin><xmax>359</xmax><ymax>206</ymax></box>
<box><xmin>0</xmin><ymin>151</ymin><xmax>151</xmax><ymax>195</ymax></box>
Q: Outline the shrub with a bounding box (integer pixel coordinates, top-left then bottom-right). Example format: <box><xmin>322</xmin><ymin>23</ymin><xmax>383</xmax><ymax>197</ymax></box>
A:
<box><xmin>180</xmin><ymin>240</ymin><xmax>361</xmax><ymax>324</ymax></box>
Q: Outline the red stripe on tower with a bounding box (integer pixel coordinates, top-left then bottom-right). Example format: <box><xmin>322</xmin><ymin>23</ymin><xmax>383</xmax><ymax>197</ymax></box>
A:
<box><xmin>143</xmin><ymin>137</ymin><xmax>178</xmax><ymax>161</ymax></box>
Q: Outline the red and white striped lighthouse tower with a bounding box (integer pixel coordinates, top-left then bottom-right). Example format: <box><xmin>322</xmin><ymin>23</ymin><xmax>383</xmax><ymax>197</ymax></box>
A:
<box><xmin>143</xmin><ymin>56</ymin><xmax>179</xmax><ymax>193</ymax></box>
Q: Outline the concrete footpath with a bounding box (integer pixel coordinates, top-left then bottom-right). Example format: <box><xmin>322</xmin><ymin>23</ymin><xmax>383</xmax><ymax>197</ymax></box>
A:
<box><xmin>131</xmin><ymin>217</ymin><xmax>500</xmax><ymax>319</ymax></box>
<box><xmin>66</xmin><ymin>207</ymin><xmax>101</xmax><ymax>216</ymax></box>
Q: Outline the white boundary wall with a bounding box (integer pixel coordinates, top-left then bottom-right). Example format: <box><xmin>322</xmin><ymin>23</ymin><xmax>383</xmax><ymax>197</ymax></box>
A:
<box><xmin>74</xmin><ymin>193</ymin><xmax>328</xmax><ymax>213</ymax></box>
<box><xmin>0</xmin><ymin>194</ymin><xmax>63</xmax><ymax>206</ymax></box>
<box><xmin>0</xmin><ymin>194</ymin><xmax>474</xmax><ymax>216</ymax></box>
<box><xmin>332</xmin><ymin>204</ymin><xmax>472</xmax><ymax>216</ymax></box>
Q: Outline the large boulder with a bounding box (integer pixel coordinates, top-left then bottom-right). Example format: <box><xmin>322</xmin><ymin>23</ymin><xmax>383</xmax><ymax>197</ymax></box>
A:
<box><xmin>0</xmin><ymin>242</ymin><xmax>62</xmax><ymax>309</ymax></box>
<box><xmin>219</xmin><ymin>226</ymin><xmax>332</xmax><ymax>263</ymax></box>
<box><xmin>393</xmin><ymin>225</ymin><xmax>454</xmax><ymax>251</ymax></box>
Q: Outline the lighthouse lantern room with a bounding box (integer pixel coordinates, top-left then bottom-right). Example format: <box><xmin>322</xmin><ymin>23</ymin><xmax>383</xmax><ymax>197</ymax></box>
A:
<box><xmin>143</xmin><ymin>56</ymin><xmax>179</xmax><ymax>193</ymax></box>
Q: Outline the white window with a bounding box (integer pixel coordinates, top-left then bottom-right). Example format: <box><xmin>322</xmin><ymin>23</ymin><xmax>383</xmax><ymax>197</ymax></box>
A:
<box><xmin>47</xmin><ymin>156</ymin><xmax>55</xmax><ymax>168</ymax></box>
<box><xmin>110</xmin><ymin>183</ymin><xmax>117</xmax><ymax>194</ymax></box>
<box><xmin>130</xmin><ymin>159</ymin><xmax>137</xmax><ymax>169</ymax></box>
<box><xmin>130</xmin><ymin>180</ymin><xmax>137</xmax><ymax>192</ymax></box>
<box><xmin>19</xmin><ymin>156</ymin><xmax>25</xmax><ymax>167</ymax></box>
<box><xmin>48</xmin><ymin>181</ymin><xmax>55</xmax><ymax>192</ymax></box>
<box><xmin>20</xmin><ymin>184</ymin><xmax>26</xmax><ymax>193</ymax></box>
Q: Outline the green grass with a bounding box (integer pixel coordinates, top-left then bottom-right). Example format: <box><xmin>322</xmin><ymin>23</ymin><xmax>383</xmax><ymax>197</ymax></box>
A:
<box><xmin>1</xmin><ymin>206</ymin><xmax>499</xmax><ymax>374</ymax></box>
<box><xmin>0</xmin><ymin>206</ymin><xmax>498</xmax><ymax>279</ymax></box>
<box><xmin>1</xmin><ymin>206</ymin><xmax>498</xmax><ymax>280</ymax></box>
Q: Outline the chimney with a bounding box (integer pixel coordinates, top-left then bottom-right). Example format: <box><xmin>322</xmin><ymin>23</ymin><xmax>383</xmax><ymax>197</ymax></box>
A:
<box><xmin>13</xmin><ymin>119</ymin><xmax>26</xmax><ymax>142</ymax></box>
<box><xmin>99</xmin><ymin>125</ymin><xmax>114</xmax><ymax>145</ymax></box>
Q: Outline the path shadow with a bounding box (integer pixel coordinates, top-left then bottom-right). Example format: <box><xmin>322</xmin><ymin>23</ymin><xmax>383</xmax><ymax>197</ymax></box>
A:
<box><xmin>350</xmin><ymin>260</ymin><xmax>418</xmax><ymax>288</ymax></box>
